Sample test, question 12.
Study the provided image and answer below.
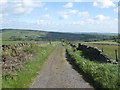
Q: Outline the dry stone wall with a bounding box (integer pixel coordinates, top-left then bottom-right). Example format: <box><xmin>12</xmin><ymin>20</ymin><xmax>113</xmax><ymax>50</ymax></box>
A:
<box><xmin>1</xmin><ymin>42</ymin><xmax>51</xmax><ymax>78</ymax></box>
<box><xmin>87</xmin><ymin>43</ymin><xmax>120</xmax><ymax>46</ymax></box>
<box><xmin>1</xmin><ymin>42</ymin><xmax>51</xmax><ymax>50</ymax></box>
<box><xmin>69</xmin><ymin>42</ymin><xmax>118</xmax><ymax>64</ymax></box>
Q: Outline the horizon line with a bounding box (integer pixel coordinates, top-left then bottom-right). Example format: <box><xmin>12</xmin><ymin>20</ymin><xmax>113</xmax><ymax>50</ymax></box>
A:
<box><xmin>0</xmin><ymin>28</ymin><xmax>118</xmax><ymax>34</ymax></box>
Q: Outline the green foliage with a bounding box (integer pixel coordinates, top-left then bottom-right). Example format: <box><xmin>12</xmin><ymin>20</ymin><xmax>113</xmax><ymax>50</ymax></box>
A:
<box><xmin>9</xmin><ymin>36</ymin><xmax>23</xmax><ymax>41</ymax></box>
<box><xmin>2</xmin><ymin>43</ymin><xmax>58</xmax><ymax>88</ymax></box>
<box><xmin>65</xmin><ymin>44</ymin><xmax>118</xmax><ymax>88</ymax></box>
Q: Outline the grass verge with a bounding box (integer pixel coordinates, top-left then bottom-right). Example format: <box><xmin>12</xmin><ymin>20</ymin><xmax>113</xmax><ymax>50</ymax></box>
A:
<box><xmin>65</xmin><ymin>44</ymin><xmax>119</xmax><ymax>88</ymax></box>
<box><xmin>2</xmin><ymin>43</ymin><xmax>58</xmax><ymax>88</ymax></box>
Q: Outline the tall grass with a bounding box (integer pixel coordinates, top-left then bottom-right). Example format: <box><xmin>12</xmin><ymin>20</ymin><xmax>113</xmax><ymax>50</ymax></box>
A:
<box><xmin>2</xmin><ymin>43</ymin><xmax>58</xmax><ymax>88</ymax></box>
<box><xmin>65</xmin><ymin>44</ymin><xmax>119</xmax><ymax>88</ymax></box>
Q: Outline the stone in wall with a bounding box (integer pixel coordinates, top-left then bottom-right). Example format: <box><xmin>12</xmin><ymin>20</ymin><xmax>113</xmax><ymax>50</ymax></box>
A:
<box><xmin>76</xmin><ymin>43</ymin><xmax>117</xmax><ymax>64</ymax></box>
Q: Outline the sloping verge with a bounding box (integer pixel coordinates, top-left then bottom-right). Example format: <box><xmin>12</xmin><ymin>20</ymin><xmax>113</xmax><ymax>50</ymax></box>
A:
<box><xmin>65</xmin><ymin>44</ymin><xmax>119</xmax><ymax>88</ymax></box>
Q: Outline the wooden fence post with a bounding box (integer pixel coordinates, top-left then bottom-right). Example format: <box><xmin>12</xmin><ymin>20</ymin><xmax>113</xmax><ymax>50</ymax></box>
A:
<box><xmin>115</xmin><ymin>49</ymin><xmax>118</xmax><ymax>62</ymax></box>
<box><xmin>102</xmin><ymin>48</ymin><xmax>104</xmax><ymax>52</ymax></box>
<box><xmin>49</xmin><ymin>41</ymin><xmax>51</xmax><ymax>44</ymax></box>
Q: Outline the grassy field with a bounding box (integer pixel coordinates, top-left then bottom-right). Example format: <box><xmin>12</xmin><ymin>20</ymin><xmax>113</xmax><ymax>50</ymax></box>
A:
<box><xmin>82</xmin><ymin>43</ymin><xmax>118</xmax><ymax>60</ymax></box>
<box><xmin>83</xmin><ymin>41</ymin><xmax>118</xmax><ymax>44</ymax></box>
<box><xmin>74</xmin><ymin>41</ymin><xmax>119</xmax><ymax>60</ymax></box>
<box><xmin>65</xmin><ymin>44</ymin><xmax>119</xmax><ymax>88</ymax></box>
<box><xmin>2</xmin><ymin>29</ymin><xmax>47</xmax><ymax>41</ymax></box>
<box><xmin>2</xmin><ymin>43</ymin><xmax>58</xmax><ymax>88</ymax></box>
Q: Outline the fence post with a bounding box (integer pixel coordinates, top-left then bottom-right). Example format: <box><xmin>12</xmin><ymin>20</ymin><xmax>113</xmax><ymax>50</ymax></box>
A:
<box><xmin>115</xmin><ymin>49</ymin><xmax>118</xmax><ymax>62</ymax></box>
<box><xmin>49</xmin><ymin>41</ymin><xmax>51</xmax><ymax>44</ymax></box>
<box><xmin>102</xmin><ymin>48</ymin><xmax>104</xmax><ymax>52</ymax></box>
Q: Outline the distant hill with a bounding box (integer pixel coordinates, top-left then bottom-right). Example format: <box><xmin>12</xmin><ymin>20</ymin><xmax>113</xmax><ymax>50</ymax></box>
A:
<box><xmin>1</xmin><ymin>29</ymin><xmax>115</xmax><ymax>41</ymax></box>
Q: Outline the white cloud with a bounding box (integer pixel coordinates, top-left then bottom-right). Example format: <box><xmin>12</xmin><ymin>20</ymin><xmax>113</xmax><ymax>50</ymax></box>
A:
<box><xmin>0</xmin><ymin>13</ymin><xmax>8</xmax><ymax>24</ymax></box>
<box><xmin>12</xmin><ymin>3</ymin><xmax>33</xmax><ymax>14</ymax></box>
<box><xmin>69</xmin><ymin>9</ymin><xmax>78</xmax><ymax>14</ymax></box>
<box><xmin>0</xmin><ymin>0</ymin><xmax>8</xmax><ymax>12</ymax></box>
<box><xmin>66</xmin><ymin>15</ymin><xmax>117</xmax><ymax>33</ymax></box>
<box><xmin>113</xmin><ymin>7</ymin><xmax>120</xmax><ymax>13</ymax></box>
<box><xmin>59</xmin><ymin>9</ymin><xmax>78</xmax><ymax>19</ymax></box>
<box><xmin>74</xmin><ymin>0</ymin><xmax>83</xmax><ymax>2</ymax></box>
<box><xmin>2</xmin><ymin>0</ymin><xmax>45</xmax><ymax>15</ymax></box>
<box><xmin>69</xmin><ymin>16</ymin><xmax>116</xmax><ymax>26</ymax></box>
<box><xmin>114</xmin><ymin>7</ymin><xmax>118</xmax><ymax>13</ymax></box>
<box><xmin>22</xmin><ymin>0</ymin><xmax>41</xmax><ymax>7</ymax></box>
<box><xmin>36</xmin><ymin>20</ymin><xmax>60</xmax><ymax>28</ymax></box>
<box><xmin>78</xmin><ymin>11</ymin><xmax>89</xmax><ymax>17</ymax></box>
<box><xmin>59</xmin><ymin>10</ymin><xmax>90</xmax><ymax>20</ymax></box>
<box><xmin>60</xmin><ymin>14</ymin><xmax>69</xmax><ymax>19</ymax></box>
<box><xmin>44</xmin><ymin>8</ymin><xmax>48</xmax><ymax>11</ymax></box>
<box><xmin>114</xmin><ymin>18</ymin><xmax>118</xmax><ymax>22</ymax></box>
<box><xmin>42</xmin><ymin>14</ymin><xmax>51</xmax><ymax>19</ymax></box>
<box><xmin>94</xmin><ymin>14</ymin><xmax>110</xmax><ymax>21</ymax></box>
<box><xmin>37</xmin><ymin>20</ymin><xmax>45</xmax><ymax>25</ymax></box>
<box><xmin>93</xmin><ymin>0</ymin><xmax>115</xmax><ymax>8</ymax></box>
<box><xmin>0</xmin><ymin>13</ymin><xmax>3</xmax><ymax>21</ymax></box>
<box><xmin>71</xmin><ymin>14</ymin><xmax>111</xmax><ymax>25</ymax></box>
<box><xmin>0</xmin><ymin>0</ymin><xmax>7</xmax><ymax>5</ymax></box>
<box><xmin>59</xmin><ymin>9</ymin><xmax>78</xmax><ymax>15</ymax></box>
<box><xmin>69</xmin><ymin>21</ymin><xmax>84</xmax><ymax>25</ymax></box>
<box><xmin>63</xmin><ymin>3</ymin><xmax>73</xmax><ymax>8</ymax></box>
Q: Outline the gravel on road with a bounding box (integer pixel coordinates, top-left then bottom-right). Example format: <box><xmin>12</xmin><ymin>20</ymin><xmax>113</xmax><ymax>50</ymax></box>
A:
<box><xmin>30</xmin><ymin>46</ymin><xmax>94</xmax><ymax>88</ymax></box>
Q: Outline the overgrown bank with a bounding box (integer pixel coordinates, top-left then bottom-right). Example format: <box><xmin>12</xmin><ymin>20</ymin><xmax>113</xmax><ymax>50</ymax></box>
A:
<box><xmin>65</xmin><ymin>44</ymin><xmax>119</xmax><ymax>88</ymax></box>
<box><xmin>2</xmin><ymin>43</ymin><xmax>58</xmax><ymax>88</ymax></box>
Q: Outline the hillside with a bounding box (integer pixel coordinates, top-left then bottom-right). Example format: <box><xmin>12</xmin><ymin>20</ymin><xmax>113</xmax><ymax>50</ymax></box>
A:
<box><xmin>1</xmin><ymin>29</ymin><xmax>116</xmax><ymax>41</ymax></box>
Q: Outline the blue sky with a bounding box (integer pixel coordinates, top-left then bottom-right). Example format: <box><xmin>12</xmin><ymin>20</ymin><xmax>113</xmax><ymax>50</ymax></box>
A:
<box><xmin>0</xmin><ymin>0</ymin><xmax>119</xmax><ymax>33</ymax></box>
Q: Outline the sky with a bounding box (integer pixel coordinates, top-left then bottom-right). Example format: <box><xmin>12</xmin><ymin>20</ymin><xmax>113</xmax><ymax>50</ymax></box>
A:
<box><xmin>0</xmin><ymin>0</ymin><xmax>119</xmax><ymax>33</ymax></box>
